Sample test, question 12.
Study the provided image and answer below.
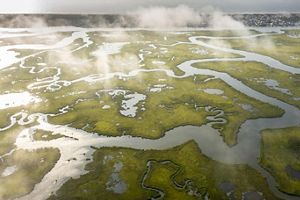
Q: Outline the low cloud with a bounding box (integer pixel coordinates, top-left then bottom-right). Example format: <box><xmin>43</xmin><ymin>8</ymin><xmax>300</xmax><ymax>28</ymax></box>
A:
<box><xmin>0</xmin><ymin>15</ymin><xmax>47</xmax><ymax>28</ymax></box>
<box><xmin>0</xmin><ymin>5</ymin><xmax>251</xmax><ymax>30</ymax></box>
<box><xmin>91</xmin><ymin>41</ymin><xmax>139</xmax><ymax>75</ymax></box>
<box><xmin>209</xmin><ymin>11</ymin><xmax>246</xmax><ymax>30</ymax></box>
<box><xmin>129</xmin><ymin>5</ymin><xmax>203</xmax><ymax>28</ymax></box>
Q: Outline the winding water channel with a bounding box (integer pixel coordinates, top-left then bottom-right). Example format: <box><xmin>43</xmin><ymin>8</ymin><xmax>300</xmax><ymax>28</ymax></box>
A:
<box><xmin>0</xmin><ymin>27</ymin><xmax>300</xmax><ymax>200</ymax></box>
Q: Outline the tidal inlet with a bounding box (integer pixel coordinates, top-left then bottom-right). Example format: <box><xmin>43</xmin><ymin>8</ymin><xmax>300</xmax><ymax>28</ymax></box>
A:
<box><xmin>0</xmin><ymin>3</ymin><xmax>300</xmax><ymax>200</ymax></box>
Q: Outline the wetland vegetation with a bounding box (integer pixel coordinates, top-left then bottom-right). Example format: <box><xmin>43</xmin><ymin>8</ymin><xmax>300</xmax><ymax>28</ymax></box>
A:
<box><xmin>0</xmin><ymin>27</ymin><xmax>299</xmax><ymax>200</ymax></box>
<box><xmin>261</xmin><ymin>127</ymin><xmax>300</xmax><ymax>196</ymax></box>
<box><xmin>49</xmin><ymin>142</ymin><xmax>279</xmax><ymax>200</ymax></box>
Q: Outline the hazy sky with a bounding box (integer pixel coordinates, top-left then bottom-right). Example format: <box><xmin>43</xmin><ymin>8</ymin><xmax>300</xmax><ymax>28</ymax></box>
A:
<box><xmin>0</xmin><ymin>0</ymin><xmax>300</xmax><ymax>13</ymax></box>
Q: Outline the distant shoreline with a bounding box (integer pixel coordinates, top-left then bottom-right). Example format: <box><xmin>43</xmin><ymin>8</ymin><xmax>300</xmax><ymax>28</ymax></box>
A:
<box><xmin>0</xmin><ymin>13</ymin><xmax>299</xmax><ymax>28</ymax></box>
